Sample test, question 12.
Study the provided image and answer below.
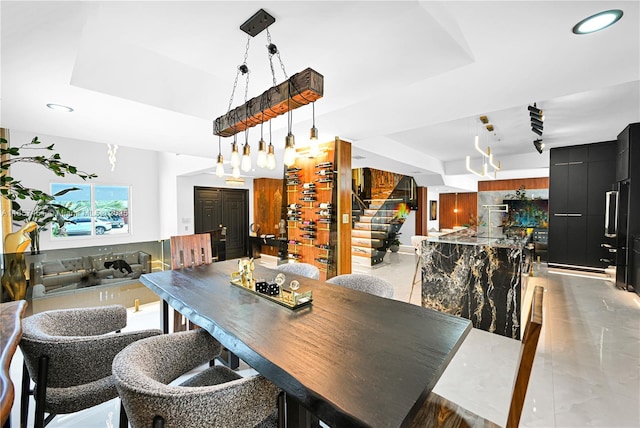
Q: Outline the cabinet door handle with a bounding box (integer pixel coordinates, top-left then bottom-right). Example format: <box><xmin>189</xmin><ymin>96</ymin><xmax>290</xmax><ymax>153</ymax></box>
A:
<box><xmin>554</xmin><ymin>213</ymin><xmax>568</xmax><ymax>217</ymax></box>
<box><xmin>554</xmin><ymin>162</ymin><xmax>569</xmax><ymax>166</ymax></box>
<box><xmin>567</xmin><ymin>213</ymin><xmax>583</xmax><ymax>217</ymax></box>
<box><xmin>568</xmin><ymin>161</ymin><xmax>584</xmax><ymax>165</ymax></box>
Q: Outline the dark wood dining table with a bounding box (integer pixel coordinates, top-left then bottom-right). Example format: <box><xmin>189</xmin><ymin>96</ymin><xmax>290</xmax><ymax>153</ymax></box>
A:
<box><xmin>141</xmin><ymin>260</ymin><xmax>471</xmax><ymax>428</ymax></box>
<box><xmin>1</xmin><ymin>300</ymin><xmax>27</xmax><ymax>428</ymax></box>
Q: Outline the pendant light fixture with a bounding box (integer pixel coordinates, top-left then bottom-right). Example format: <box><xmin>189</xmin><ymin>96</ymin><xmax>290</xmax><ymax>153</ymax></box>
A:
<box><xmin>230</xmin><ymin>137</ymin><xmax>240</xmax><ymax>168</ymax></box>
<box><xmin>215</xmin><ymin>136</ymin><xmax>225</xmax><ymax>177</ymax></box>
<box><xmin>266</xmin><ymin>119</ymin><xmax>276</xmax><ymax>170</ymax></box>
<box><xmin>241</xmin><ymin>141</ymin><xmax>252</xmax><ymax>171</ymax></box>
<box><xmin>212</xmin><ymin>9</ymin><xmax>324</xmax><ymax>173</ymax></box>
<box><xmin>308</xmin><ymin>101</ymin><xmax>320</xmax><ymax>158</ymax></box>
<box><xmin>256</xmin><ymin>109</ymin><xmax>267</xmax><ymax>168</ymax></box>
<box><xmin>283</xmin><ymin>85</ymin><xmax>296</xmax><ymax>167</ymax></box>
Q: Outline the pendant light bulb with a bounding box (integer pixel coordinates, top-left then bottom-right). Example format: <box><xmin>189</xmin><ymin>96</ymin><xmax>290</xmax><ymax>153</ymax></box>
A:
<box><xmin>256</xmin><ymin>139</ymin><xmax>267</xmax><ymax>168</ymax></box>
<box><xmin>309</xmin><ymin>126</ymin><xmax>320</xmax><ymax>158</ymax></box>
<box><xmin>230</xmin><ymin>141</ymin><xmax>240</xmax><ymax>168</ymax></box>
<box><xmin>284</xmin><ymin>133</ymin><xmax>296</xmax><ymax>167</ymax></box>
<box><xmin>266</xmin><ymin>143</ymin><xmax>276</xmax><ymax>170</ymax></box>
<box><xmin>241</xmin><ymin>143</ymin><xmax>251</xmax><ymax>172</ymax></box>
<box><xmin>232</xmin><ymin>165</ymin><xmax>241</xmax><ymax>178</ymax></box>
<box><xmin>215</xmin><ymin>154</ymin><xmax>224</xmax><ymax>178</ymax></box>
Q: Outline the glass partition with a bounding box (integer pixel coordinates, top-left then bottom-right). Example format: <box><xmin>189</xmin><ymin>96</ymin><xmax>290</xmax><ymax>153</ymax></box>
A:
<box><xmin>1</xmin><ymin>239</ymin><xmax>169</xmax><ymax>315</ymax></box>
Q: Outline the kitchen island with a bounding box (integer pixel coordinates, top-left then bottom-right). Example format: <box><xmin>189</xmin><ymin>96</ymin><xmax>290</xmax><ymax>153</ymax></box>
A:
<box><xmin>421</xmin><ymin>231</ymin><xmax>531</xmax><ymax>339</ymax></box>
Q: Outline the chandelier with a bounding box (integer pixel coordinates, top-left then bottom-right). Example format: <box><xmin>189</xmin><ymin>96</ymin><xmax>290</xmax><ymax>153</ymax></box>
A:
<box><xmin>213</xmin><ymin>9</ymin><xmax>324</xmax><ymax>177</ymax></box>
<box><xmin>465</xmin><ymin>115</ymin><xmax>501</xmax><ymax>179</ymax></box>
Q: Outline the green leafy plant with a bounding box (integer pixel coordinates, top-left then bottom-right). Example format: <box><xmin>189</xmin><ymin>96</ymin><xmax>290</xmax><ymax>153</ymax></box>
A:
<box><xmin>12</xmin><ymin>187</ymin><xmax>79</xmax><ymax>254</ymax></box>
<box><xmin>1</xmin><ymin>136</ymin><xmax>97</xmax><ymax>253</ymax></box>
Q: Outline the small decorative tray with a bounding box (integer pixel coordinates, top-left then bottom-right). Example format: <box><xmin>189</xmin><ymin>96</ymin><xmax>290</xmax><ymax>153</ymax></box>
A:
<box><xmin>230</xmin><ymin>276</ymin><xmax>313</xmax><ymax>310</ymax></box>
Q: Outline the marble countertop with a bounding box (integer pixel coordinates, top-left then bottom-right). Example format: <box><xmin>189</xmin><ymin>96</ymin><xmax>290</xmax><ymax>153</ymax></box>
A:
<box><xmin>425</xmin><ymin>233</ymin><xmax>528</xmax><ymax>248</ymax></box>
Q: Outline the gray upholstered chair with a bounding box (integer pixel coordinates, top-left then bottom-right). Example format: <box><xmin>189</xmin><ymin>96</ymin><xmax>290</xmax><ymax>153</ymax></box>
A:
<box><xmin>19</xmin><ymin>305</ymin><xmax>162</xmax><ymax>428</ymax></box>
<box><xmin>113</xmin><ymin>329</ymin><xmax>280</xmax><ymax>428</ymax></box>
<box><xmin>326</xmin><ymin>274</ymin><xmax>394</xmax><ymax>298</ymax></box>
<box><xmin>276</xmin><ymin>262</ymin><xmax>320</xmax><ymax>280</ymax></box>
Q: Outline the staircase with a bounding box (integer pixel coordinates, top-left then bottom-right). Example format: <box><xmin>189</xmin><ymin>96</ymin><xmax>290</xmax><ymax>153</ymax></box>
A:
<box><xmin>352</xmin><ymin>198</ymin><xmax>403</xmax><ymax>266</ymax></box>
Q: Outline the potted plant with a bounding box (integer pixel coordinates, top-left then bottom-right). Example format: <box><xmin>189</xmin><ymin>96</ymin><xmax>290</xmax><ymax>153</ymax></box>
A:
<box><xmin>1</xmin><ymin>136</ymin><xmax>97</xmax><ymax>254</ymax></box>
<box><xmin>12</xmin><ymin>187</ymin><xmax>79</xmax><ymax>254</ymax></box>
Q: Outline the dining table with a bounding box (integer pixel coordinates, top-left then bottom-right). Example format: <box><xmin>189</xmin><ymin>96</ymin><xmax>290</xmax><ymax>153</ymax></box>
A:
<box><xmin>140</xmin><ymin>260</ymin><xmax>472</xmax><ymax>428</ymax></box>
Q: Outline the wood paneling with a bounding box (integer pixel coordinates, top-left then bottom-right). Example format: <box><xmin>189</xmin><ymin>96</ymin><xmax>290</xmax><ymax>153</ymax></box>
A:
<box><xmin>335</xmin><ymin>138</ymin><xmax>352</xmax><ymax>275</ymax></box>
<box><xmin>253</xmin><ymin>178</ymin><xmax>284</xmax><ymax>256</ymax></box>
<box><xmin>416</xmin><ymin>187</ymin><xmax>428</xmax><ymax>235</ymax></box>
<box><xmin>478</xmin><ymin>177</ymin><xmax>549</xmax><ymax>192</ymax></box>
<box><xmin>439</xmin><ymin>192</ymin><xmax>477</xmax><ymax>229</ymax></box>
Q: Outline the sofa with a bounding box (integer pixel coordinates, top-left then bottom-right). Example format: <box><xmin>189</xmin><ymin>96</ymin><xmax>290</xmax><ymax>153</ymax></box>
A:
<box><xmin>29</xmin><ymin>251</ymin><xmax>152</xmax><ymax>295</ymax></box>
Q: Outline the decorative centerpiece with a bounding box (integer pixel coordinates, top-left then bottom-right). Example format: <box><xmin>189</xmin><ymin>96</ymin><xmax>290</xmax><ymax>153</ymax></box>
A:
<box><xmin>230</xmin><ymin>259</ymin><xmax>312</xmax><ymax>309</ymax></box>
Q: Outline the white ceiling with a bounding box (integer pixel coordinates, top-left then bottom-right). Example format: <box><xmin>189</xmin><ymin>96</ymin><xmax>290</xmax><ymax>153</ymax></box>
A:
<box><xmin>2</xmin><ymin>1</ymin><xmax>639</xmax><ymax>192</ymax></box>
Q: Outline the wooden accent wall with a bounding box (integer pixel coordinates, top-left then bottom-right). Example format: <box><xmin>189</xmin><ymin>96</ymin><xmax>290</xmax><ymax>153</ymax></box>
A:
<box><xmin>478</xmin><ymin>177</ymin><xmax>549</xmax><ymax>192</ymax></box>
<box><xmin>439</xmin><ymin>192</ymin><xmax>477</xmax><ymax>229</ymax></box>
<box><xmin>335</xmin><ymin>138</ymin><xmax>352</xmax><ymax>275</ymax></box>
<box><xmin>253</xmin><ymin>178</ymin><xmax>284</xmax><ymax>256</ymax></box>
<box><xmin>415</xmin><ymin>187</ymin><xmax>428</xmax><ymax>235</ymax></box>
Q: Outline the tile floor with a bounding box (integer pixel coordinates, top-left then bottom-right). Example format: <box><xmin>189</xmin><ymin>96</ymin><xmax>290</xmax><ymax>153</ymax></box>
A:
<box><xmin>8</xmin><ymin>251</ymin><xmax>640</xmax><ymax>427</ymax></box>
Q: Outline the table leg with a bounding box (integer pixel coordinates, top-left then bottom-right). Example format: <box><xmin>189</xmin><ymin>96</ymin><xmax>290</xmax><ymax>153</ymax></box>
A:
<box><xmin>284</xmin><ymin>393</ymin><xmax>319</xmax><ymax>428</ymax></box>
<box><xmin>162</xmin><ymin>300</ymin><xmax>169</xmax><ymax>334</ymax></box>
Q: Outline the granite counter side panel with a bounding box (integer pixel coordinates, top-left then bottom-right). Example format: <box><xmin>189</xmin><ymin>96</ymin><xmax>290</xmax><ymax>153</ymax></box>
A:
<box><xmin>421</xmin><ymin>240</ymin><xmax>522</xmax><ymax>339</ymax></box>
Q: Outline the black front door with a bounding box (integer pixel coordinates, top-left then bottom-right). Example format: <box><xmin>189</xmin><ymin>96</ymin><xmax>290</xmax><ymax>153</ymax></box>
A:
<box><xmin>194</xmin><ymin>187</ymin><xmax>248</xmax><ymax>260</ymax></box>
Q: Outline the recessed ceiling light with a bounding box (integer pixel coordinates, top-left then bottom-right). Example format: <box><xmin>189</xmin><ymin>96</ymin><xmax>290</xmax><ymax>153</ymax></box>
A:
<box><xmin>46</xmin><ymin>103</ymin><xmax>74</xmax><ymax>112</ymax></box>
<box><xmin>572</xmin><ymin>9</ymin><xmax>623</xmax><ymax>34</ymax></box>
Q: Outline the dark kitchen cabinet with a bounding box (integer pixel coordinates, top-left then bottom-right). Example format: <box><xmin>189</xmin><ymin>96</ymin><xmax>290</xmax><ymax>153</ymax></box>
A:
<box><xmin>548</xmin><ymin>142</ymin><xmax>616</xmax><ymax>268</ymax></box>
<box><xmin>615</xmin><ymin>123</ymin><xmax>640</xmax><ymax>293</ymax></box>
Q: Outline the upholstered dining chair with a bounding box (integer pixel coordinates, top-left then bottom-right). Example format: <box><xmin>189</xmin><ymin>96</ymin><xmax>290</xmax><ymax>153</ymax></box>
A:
<box><xmin>170</xmin><ymin>233</ymin><xmax>213</xmax><ymax>332</ymax></box>
<box><xmin>19</xmin><ymin>305</ymin><xmax>162</xmax><ymax>428</ymax></box>
<box><xmin>410</xmin><ymin>285</ymin><xmax>545</xmax><ymax>428</ymax></box>
<box><xmin>326</xmin><ymin>274</ymin><xmax>394</xmax><ymax>298</ymax></box>
<box><xmin>113</xmin><ymin>329</ymin><xmax>280</xmax><ymax>428</ymax></box>
<box><xmin>276</xmin><ymin>262</ymin><xmax>320</xmax><ymax>280</ymax></box>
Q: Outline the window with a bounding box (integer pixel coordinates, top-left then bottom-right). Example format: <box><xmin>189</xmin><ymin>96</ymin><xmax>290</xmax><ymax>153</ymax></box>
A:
<box><xmin>51</xmin><ymin>184</ymin><xmax>130</xmax><ymax>238</ymax></box>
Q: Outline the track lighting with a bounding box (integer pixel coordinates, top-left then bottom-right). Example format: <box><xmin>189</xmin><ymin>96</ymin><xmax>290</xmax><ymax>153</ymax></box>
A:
<box><xmin>529</xmin><ymin>103</ymin><xmax>544</xmax><ymax>137</ymax></box>
<box><xmin>533</xmin><ymin>139</ymin><xmax>545</xmax><ymax>154</ymax></box>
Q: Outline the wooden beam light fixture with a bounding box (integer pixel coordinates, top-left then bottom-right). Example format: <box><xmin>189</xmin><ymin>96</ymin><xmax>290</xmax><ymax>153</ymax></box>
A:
<box><xmin>212</xmin><ymin>9</ymin><xmax>324</xmax><ymax>140</ymax></box>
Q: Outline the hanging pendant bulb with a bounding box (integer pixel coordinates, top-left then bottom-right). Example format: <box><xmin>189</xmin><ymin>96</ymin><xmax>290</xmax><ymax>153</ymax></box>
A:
<box><xmin>256</xmin><ymin>139</ymin><xmax>267</xmax><ymax>168</ymax></box>
<box><xmin>266</xmin><ymin>119</ymin><xmax>276</xmax><ymax>170</ymax></box>
<box><xmin>241</xmin><ymin>142</ymin><xmax>252</xmax><ymax>172</ymax></box>
<box><xmin>215</xmin><ymin>154</ymin><xmax>225</xmax><ymax>178</ymax></box>
<box><xmin>283</xmin><ymin>83</ymin><xmax>296</xmax><ymax>167</ymax></box>
<box><xmin>232</xmin><ymin>165</ymin><xmax>241</xmax><ymax>178</ymax></box>
<box><xmin>308</xmin><ymin>101</ymin><xmax>320</xmax><ymax>158</ymax></box>
<box><xmin>230</xmin><ymin>140</ymin><xmax>240</xmax><ymax>168</ymax></box>
<box><xmin>266</xmin><ymin>142</ymin><xmax>276</xmax><ymax>170</ymax></box>
<box><xmin>215</xmin><ymin>136</ymin><xmax>224</xmax><ymax>177</ymax></box>
<box><xmin>284</xmin><ymin>133</ymin><xmax>296</xmax><ymax>167</ymax></box>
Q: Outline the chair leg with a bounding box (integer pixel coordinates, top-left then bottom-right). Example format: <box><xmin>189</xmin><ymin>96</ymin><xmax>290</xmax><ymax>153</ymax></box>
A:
<box><xmin>34</xmin><ymin>356</ymin><xmax>49</xmax><ymax>428</ymax></box>
<box><xmin>118</xmin><ymin>400</ymin><xmax>128</xmax><ymax>428</ymax></box>
<box><xmin>20</xmin><ymin>362</ymin><xmax>31</xmax><ymax>428</ymax></box>
<box><xmin>409</xmin><ymin>257</ymin><xmax>420</xmax><ymax>303</ymax></box>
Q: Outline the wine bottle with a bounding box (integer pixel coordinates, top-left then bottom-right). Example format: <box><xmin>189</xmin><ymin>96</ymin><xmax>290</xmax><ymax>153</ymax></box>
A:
<box><xmin>315</xmin><ymin>162</ymin><xmax>333</xmax><ymax>168</ymax></box>
<box><xmin>302</xmin><ymin>183</ymin><xmax>316</xmax><ymax>189</ymax></box>
<box><xmin>289</xmin><ymin>204</ymin><xmax>302</xmax><ymax>209</ymax></box>
<box><xmin>318</xmin><ymin>203</ymin><xmax>332</xmax><ymax>209</ymax></box>
<box><xmin>315</xmin><ymin>169</ymin><xmax>333</xmax><ymax>176</ymax></box>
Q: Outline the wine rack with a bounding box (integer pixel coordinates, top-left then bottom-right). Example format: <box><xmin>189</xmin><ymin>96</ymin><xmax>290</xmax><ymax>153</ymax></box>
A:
<box><xmin>284</xmin><ymin>145</ymin><xmax>338</xmax><ymax>280</ymax></box>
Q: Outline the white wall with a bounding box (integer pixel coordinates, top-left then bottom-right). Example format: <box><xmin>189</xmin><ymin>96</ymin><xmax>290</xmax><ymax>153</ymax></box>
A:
<box><xmin>7</xmin><ymin>130</ymin><xmax>161</xmax><ymax>250</ymax></box>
